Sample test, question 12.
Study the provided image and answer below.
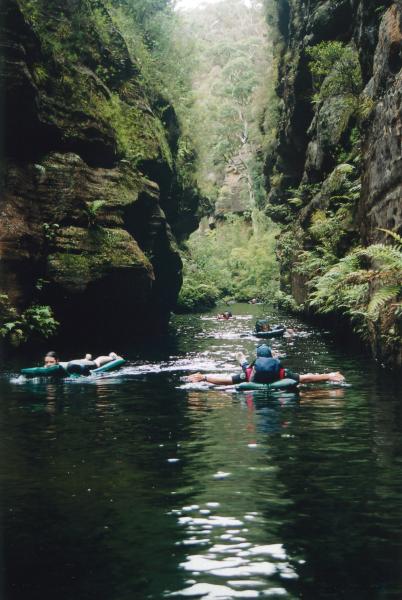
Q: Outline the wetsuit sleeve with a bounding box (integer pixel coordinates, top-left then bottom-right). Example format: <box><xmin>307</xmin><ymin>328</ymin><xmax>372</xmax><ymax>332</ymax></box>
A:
<box><xmin>66</xmin><ymin>360</ymin><xmax>95</xmax><ymax>375</ymax></box>
<box><xmin>284</xmin><ymin>369</ymin><xmax>300</xmax><ymax>382</ymax></box>
<box><xmin>231</xmin><ymin>371</ymin><xmax>247</xmax><ymax>384</ymax></box>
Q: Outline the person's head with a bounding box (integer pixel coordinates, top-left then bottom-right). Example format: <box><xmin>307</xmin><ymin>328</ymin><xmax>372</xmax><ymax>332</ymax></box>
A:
<box><xmin>44</xmin><ymin>351</ymin><xmax>59</xmax><ymax>367</ymax></box>
<box><xmin>255</xmin><ymin>319</ymin><xmax>270</xmax><ymax>332</ymax></box>
<box><xmin>256</xmin><ymin>344</ymin><xmax>272</xmax><ymax>358</ymax></box>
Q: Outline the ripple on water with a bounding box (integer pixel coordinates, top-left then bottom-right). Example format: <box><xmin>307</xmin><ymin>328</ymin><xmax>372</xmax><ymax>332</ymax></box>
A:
<box><xmin>171</xmin><ymin>501</ymin><xmax>295</xmax><ymax>598</ymax></box>
<box><xmin>7</xmin><ymin>305</ymin><xmax>397</xmax><ymax>600</ymax></box>
<box><xmin>168</xmin><ymin>582</ymin><xmax>291</xmax><ymax>598</ymax></box>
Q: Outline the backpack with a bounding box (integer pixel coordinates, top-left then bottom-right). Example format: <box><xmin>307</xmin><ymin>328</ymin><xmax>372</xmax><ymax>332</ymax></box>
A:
<box><xmin>252</xmin><ymin>357</ymin><xmax>281</xmax><ymax>383</ymax></box>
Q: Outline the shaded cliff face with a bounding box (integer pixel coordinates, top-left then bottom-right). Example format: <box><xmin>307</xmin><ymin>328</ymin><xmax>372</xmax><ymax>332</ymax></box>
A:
<box><xmin>359</xmin><ymin>4</ymin><xmax>402</xmax><ymax>244</ymax></box>
<box><xmin>264</xmin><ymin>0</ymin><xmax>401</xmax><ymax>368</ymax></box>
<box><xmin>0</xmin><ymin>0</ymin><xmax>200</xmax><ymax>341</ymax></box>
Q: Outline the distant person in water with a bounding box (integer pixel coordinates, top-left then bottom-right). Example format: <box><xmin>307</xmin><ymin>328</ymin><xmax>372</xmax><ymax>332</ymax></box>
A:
<box><xmin>217</xmin><ymin>311</ymin><xmax>232</xmax><ymax>320</ymax></box>
<box><xmin>184</xmin><ymin>343</ymin><xmax>345</xmax><ymax>386</ymax></box>
<box><xmin>44</xmin><ymin>351</ymin><xmax>122</xmax><ymax>374</ymax></box>
<box><xmin>255</xmin><ymin>319</ymin><xmax>270</xmax><ymax>332</ymax></box>
<box><xmin>255</xmin><ymin>319</ymin><xmax>296</xmax><ymax>336</ymax></box>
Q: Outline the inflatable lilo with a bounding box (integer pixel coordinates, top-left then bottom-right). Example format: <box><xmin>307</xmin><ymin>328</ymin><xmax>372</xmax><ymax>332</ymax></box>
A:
<box><xmin>21</xmin><ymin>351</ymin><xmax>125</xmax><ymax>378</ymax></box>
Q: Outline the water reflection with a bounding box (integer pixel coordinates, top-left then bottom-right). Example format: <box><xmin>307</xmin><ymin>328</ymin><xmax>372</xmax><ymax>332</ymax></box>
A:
<box><xmin>2</xmin><ymin>304</ymin><xmax>402</xmax><ymax>599</ymax></box>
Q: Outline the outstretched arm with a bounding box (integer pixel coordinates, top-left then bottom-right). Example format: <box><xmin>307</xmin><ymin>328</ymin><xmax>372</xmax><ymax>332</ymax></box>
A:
<box><xmin>299</xmin><ymin>371</ymin><xmax>345</xmax><ymax>384</ymax></box>
<box><xmin>184</xmin><ymin>372</ymin><xmax>233</xmax><ymax>385</ymax></box>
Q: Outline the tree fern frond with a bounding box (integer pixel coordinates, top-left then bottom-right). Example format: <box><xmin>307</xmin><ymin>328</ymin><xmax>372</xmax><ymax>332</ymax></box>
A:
<box><xmin>367</xmin><ymin>285</ymin><xmax>401</xmax><ymax>317</ymax></box>
<box><xmin>343</xmin><ymin>270</ymin><xmax>376</xmax><ymax>285</ymax></box>
<box><xmin>358</xmin><ymin>243</ymin><xmax>402</xmax><ymax>268</ymax></box>
<box><xmin>378</xmin><ymin>228</ymin><xmax>402</xmax><ymax>248</ymax></box>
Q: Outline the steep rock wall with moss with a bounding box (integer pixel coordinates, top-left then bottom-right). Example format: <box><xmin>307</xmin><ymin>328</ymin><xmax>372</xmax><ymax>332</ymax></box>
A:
<box><xmin>264</xmin><ymin>0</ymin><xmax>402</xmax><ymax>368</ymax></box>
<box><xmin>0</xmin><ymin>0</ymin><xmax>200</xmax><ymax>341</ymax></box>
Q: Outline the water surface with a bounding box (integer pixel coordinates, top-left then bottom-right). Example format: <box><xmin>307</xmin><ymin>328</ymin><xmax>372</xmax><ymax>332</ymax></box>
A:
<box><xmin>1</xmin><ymin>304</ymin><xmax>402</xmax><ymax>599</ymax></box>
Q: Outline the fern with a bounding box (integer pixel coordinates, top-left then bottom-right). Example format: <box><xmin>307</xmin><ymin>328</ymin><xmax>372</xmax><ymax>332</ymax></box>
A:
<box><xmin>360</xmin><ymin>243</ymin><xmax>402</xmax><ymax>268</ymax></box>
<box><xmin>378</xmin><ymin>228</ymin><xmax>402</xmax><ymax>249</ymax></box>
<box><xmin>368</xmin><ymin>285</ymin><xmax>401</xmax><ymax>318</ymax></box>
<box><xmin>307</xmin><ymin>235</ymin><xmax>402</xmax><ymax>341</ymax></box>
<box><xmin>85</xmin><ymin>200</ymin><xmax>106</xmax><ymax>228</ymax></box>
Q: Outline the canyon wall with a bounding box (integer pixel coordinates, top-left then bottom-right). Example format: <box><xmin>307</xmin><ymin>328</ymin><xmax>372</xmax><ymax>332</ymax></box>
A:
<box><xmin>264</xmin><ymin>0</ymin><xmax>402</xmax><ymax>367</ymax></box>
<box><xmin>0</xmin><ymin>0</ymin><xmax>200</xmax><ymax>342</ymax></box>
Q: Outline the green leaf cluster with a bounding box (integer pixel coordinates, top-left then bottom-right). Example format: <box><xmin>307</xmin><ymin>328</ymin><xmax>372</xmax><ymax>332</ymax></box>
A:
<box><xmin>84</xmin><ymin>200</ymin><xmax>107</xmax><ymax>228</ymax></box>
<box><xmin>307</xmin><ymin>41</ymin><xmax>363</xmax><ymax>101</ymax></box>
<box><xmin>177</xmin><ymin>282</ymin><xmax>218</xmax><ymax>313</ymax></box>
<box><xmin>0</xmin><ymin>295</ymin><xmax>59</xmax><ymax>347</ymax></box>
<box><xmin>308</xmin><ymin>234</ymin><xmax>402</xmax><ymax>338</ymax></box>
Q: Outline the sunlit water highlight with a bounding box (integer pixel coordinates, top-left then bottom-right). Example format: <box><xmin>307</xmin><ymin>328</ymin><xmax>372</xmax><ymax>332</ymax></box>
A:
<box><xmin>1</xmin><ymin>304</ymin><xmax>402</xmax><ymax>600</ymax></box>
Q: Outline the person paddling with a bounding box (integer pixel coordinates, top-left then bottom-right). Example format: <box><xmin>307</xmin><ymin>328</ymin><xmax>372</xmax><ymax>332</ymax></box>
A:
<box><xmin>184</xmin><ymin>344</ymin><xmax>345</xmax><ymax>386</ymax></box>
<box><xmin>217</xmin><ymin>311</ymin><xmax>233</xmax><ymax>320</ymax></box>
<box><xmin>44</xmin><ymin>351</ymin><xmax>122</xmax><ymax>375</ymax></box>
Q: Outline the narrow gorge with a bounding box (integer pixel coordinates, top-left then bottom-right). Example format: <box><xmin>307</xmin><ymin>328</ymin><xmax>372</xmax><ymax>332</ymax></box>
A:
<box><xmin>1</xmin><ymin>0</ymin><xmax>401</xmax><ymax>368</ymax></box>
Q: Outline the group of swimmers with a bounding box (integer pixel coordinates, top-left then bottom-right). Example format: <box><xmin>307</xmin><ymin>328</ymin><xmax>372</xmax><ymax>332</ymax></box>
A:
<box><xmin>43</xmin><ymin>319</ymin><xmax>345</xmax><ymax>386</ymax></box>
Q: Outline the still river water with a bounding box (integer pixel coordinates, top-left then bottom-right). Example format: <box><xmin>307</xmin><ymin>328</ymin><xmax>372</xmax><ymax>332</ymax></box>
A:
<box><xmin>1</xmin><ymin>304</ymin><xmax>402</xmax><ymax>600</ymax></box>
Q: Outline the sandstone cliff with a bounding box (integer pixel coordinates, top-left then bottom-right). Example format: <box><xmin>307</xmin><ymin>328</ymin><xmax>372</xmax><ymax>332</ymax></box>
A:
<box><xmin>0</xmin><ymin>0</ymin><xmax>200</xmax><ymax>343</ymax></box>
<box><xmin>264</xmin><ymin>0</ymin><xmax>402</xmax><ymax>368</ymax></box>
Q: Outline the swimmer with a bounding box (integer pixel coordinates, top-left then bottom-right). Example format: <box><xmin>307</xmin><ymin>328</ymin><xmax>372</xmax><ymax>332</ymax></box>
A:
<box><xmin>184</xmin><ymin>344</ymin><xmax>345</xmax><ymax>386</ymax></box>
<box><xmin>44</xmin><ymin>351</ymin><xmax>122</xmax><ymax>374</ymax></box>
<box><xmin>217</xmin><ymin>311</ymin><xmax>233</xmax><ymax>320</ymax></box>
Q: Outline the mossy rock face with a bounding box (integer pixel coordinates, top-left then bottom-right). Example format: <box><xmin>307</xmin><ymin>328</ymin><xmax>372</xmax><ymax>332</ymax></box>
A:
<box><xmin>34</xmin><ymin>151</ymin><xmax>145</xmax><ymax>226</ymax></box>
<box><xmin>310</xmin><ymin>1</ymin><xmax>353</xmax><ymax>40</ymax></box>
<box><xmin>304</xmin><ymin>96</ymin><xmax>356</xmax><ymax>180</ymax></box>
<box><xmin>47</xmin><ymin>226</ymin><xmax>153</xmax><ymax>293</ymax></box>
<box><xmin>0</xmin><ymin>0</ymin><xmax>202</xmax><ymax>337</ymax></box>
<box><xmin>360</xmin><ymin>5</ymin><xmax>402</xmax><ymax>245</ymax></box>
<box><xmin>299</xmin><ymin>163</ymin><xmax>355</xmax><ymax>226</ymax></box>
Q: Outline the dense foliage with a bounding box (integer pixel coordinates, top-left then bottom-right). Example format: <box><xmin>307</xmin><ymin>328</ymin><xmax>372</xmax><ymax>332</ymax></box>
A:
<box><xmin>173</xmin><ymin>1</ymin><xmax>280</xmax><ymax>312</ymax></box>
<box><xmin>105</xmin><ymin>0</ymin><xmax>199</xmax><ymax>192</ymax></box>
<box><xmin>178</xmin><ymin>0</ymin><xmax>272</xmax><ymax>207</ymax></box>
<box><xmin>177</xmin><ymin>212</ymin><xmax>279</xmax><ymax>312</ymax></box>
<box><xmin>0</xmin><ymin>295</ymin><xmax>59</xmax><ymax>347</ymax></box>
<box><xmin>309</xmin><ymin>232</ymin><xmax>402</xmax><ymax>342</ymax></box>
<box><xmin>307</xmin><ymin>41</ymin><xmax>363</xmax><ymax>101</ymax></box>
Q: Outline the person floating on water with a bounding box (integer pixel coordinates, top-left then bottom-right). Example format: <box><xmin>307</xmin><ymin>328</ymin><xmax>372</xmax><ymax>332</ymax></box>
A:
<box><xmin>44</xmin><ymin>351</ymin><xmax>123</xmax><ymax>375</ymax></box>
<box><xmin>255</xmin><ymin>319</ymin><xmax>271</xmax><ymax>333</ymax></box>
<box><xmin>255</xmin><ymin>319</ymin><xmax>296</xmax><ymax>337</ymax></box>
<box><xmin>217</xmin><ymin>311</ymin><xmax>232</xmax><ymax>320</ymax></box>
<box><xmin>184</xmin><ymin>343</ymin><xmax>345</xmax><ymax>386</ymax></box>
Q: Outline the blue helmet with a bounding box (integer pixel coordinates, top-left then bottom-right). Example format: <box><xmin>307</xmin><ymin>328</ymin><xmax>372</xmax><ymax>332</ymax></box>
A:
<box><xmin>256</xmin><ymin>344</ymin><xmax>272</xmax><ymax>358</ymax></box>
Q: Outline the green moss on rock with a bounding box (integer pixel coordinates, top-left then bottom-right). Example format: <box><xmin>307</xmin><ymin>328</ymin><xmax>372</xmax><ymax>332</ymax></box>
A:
<box><xmin>48</xmin><ymin>226</ymin><xmax>153</xmax><ymax>292</ymax></box>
